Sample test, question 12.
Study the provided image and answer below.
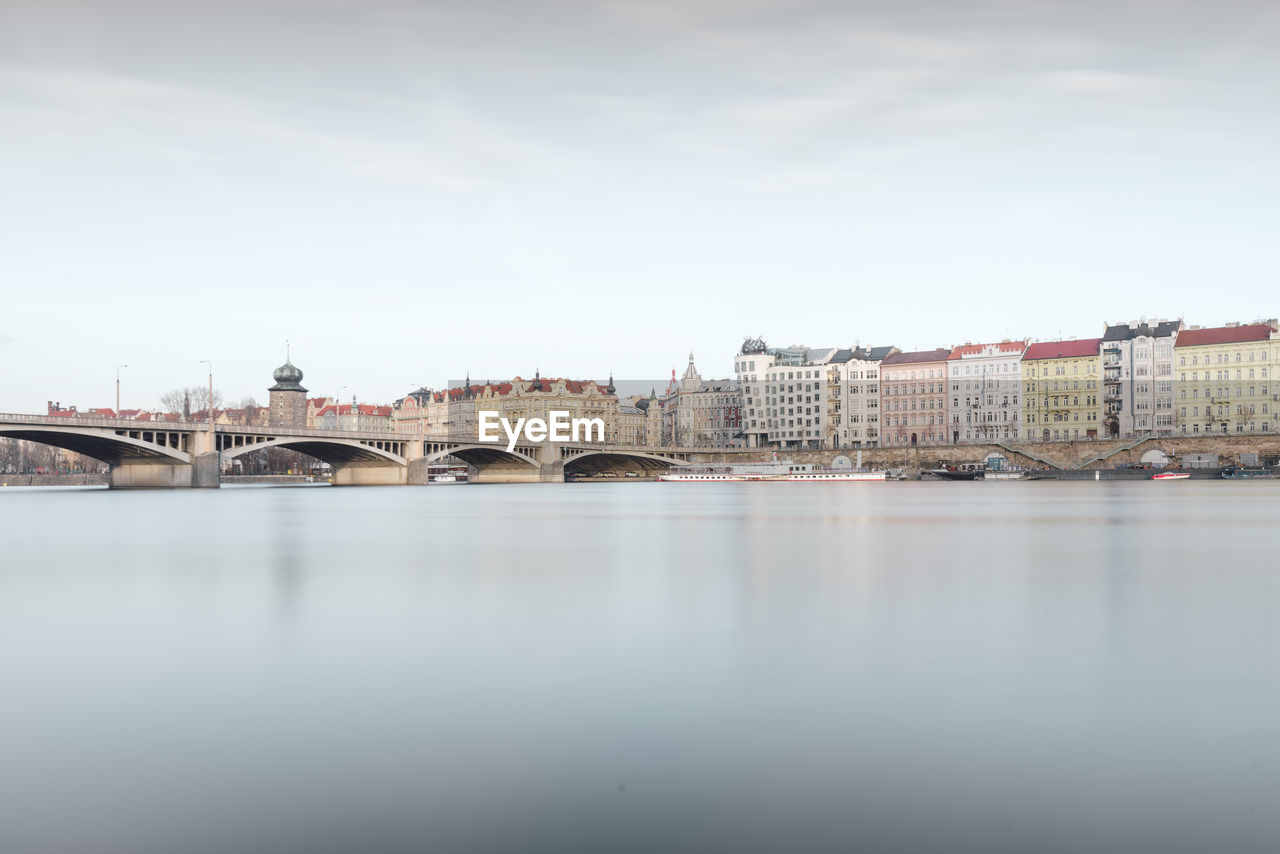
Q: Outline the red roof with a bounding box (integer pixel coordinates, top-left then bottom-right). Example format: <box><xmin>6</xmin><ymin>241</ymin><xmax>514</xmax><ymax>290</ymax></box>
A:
<box><xmin>1174</xmin><ymin>324</ymin><xmax>1274</xmax><ymax>347</ymax></box>
<box><xmin>948</xmin><ymin>340</ymin><xmax>1028</xmax><ymax>359</ymax></box>
<box><xmin>318</xmin><ymin>404</ymin><xmax>392</xmax><ymax>417</ymax></box>
<box><xmin>1022</xmin><ymin>338</ymin><xmax>1102</xmax><ymax>361</ymax></box>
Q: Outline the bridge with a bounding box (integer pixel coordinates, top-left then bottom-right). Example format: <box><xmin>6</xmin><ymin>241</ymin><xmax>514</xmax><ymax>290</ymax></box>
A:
<box><xmin>5</xmin><ymin>412</ymin><xmax>1276</xmax><ymax>487</ymax></box>
<box><xmin>0</xmin><ymin>414</ymin><xmax>698</xmax><ymax>487</ymax></box>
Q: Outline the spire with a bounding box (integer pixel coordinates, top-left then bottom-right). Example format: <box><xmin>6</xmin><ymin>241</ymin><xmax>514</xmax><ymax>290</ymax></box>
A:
<box><xmin>606</xmin><ymin>372</ymin><xmax>616</xmax><ymax>395</ymax></box>
<box><xmin>680</xmin><ymin>353</ymin><xmax>701</xmax><ymax>389</ymax></box>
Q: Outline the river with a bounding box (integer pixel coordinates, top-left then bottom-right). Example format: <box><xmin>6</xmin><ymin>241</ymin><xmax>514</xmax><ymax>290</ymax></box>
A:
<box><xmin>1</xmin><ymin>482</ymin><xmax>1277</xmax><ymax>853</ymax></box>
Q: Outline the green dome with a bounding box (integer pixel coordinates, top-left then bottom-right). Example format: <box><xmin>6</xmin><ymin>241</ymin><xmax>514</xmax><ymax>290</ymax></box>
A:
<box><xmin>269</xmin><ymin>360</ymin><xmax>307</xmax><ymax>392</ymax></box>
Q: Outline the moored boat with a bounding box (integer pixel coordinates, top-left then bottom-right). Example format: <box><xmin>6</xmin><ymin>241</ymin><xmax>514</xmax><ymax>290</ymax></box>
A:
<box><xmin>1219</xmin><ymin>466</ymin><xmax>1276</xmax><ymax>479</ymax></box>
<box><xmin>1150</xmin><ymin>471</ymin><xmax>1190</xmax><ymax>480</ymax></box>
<box><xmin>926</xmin><ymin>466</ymin><xmax>982</xmax><ymax>481</ymax></box>
<box><xmin>658</xmin><ymin>459</ymin><xmax>885</xmax><ymax>482</ymax></box>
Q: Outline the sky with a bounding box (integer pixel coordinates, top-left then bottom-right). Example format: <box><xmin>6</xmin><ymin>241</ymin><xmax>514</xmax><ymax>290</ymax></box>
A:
<box><xmin>2</xmin><ymin>0</ymin><xmax>1278</xmax><ymax>412</ymax></box>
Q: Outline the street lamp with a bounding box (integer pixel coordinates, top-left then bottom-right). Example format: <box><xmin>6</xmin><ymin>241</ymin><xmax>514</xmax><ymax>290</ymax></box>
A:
<box><xmin>199</xmin><ymin>360</ymin><xmax>213</xmax><ymax>432</ymax></box>
<box><xmin>116</xmin><ymin>364</ymin><xmax>128</xmax><ymax>418</ymax></box>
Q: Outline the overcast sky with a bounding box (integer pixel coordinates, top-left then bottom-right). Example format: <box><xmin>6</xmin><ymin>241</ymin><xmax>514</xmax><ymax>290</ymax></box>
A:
<box><xmin>2</xmin><ymin>0</ymin><xmax>1278</xmax><ymax>411</ymax></box>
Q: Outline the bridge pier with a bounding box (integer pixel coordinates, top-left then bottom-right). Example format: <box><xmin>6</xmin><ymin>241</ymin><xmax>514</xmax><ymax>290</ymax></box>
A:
<box><xmin>110</xmin><ymin>462</ymin><xmax>195</xmax><ymax>489</ymax></box>
<box><xmin>407</xmin><ymin>457</ymin><xmax>432</xmax><ymax>485</ymax></box>
<box><xmin>332</xmin><ymin>465</ymin><xmax>408</xmax><ymax>486</ymax></box>
<box><xmin>193</xmin><ymin>452</ymin><xmax>221</xmax><ymax>488</ymax></box>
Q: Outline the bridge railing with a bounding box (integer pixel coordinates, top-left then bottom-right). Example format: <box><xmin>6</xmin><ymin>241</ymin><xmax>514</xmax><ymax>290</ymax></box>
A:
<box><xmin>0</xmin><ymin>413</ymin><xmax>208</xmax><ymax>430</ymax></box>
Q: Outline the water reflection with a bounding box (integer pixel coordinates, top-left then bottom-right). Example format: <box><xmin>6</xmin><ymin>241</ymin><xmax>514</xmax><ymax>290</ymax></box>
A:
<box><xmin>0</xmin><ymin>482</ymin><xmax>1277</xmax><ymax>853</ymax></box>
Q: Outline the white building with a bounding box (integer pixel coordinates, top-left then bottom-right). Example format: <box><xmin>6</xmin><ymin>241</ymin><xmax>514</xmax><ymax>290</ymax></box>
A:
<box><xmin>948</xmin><ymin>340</ymin><xmax>1028</xmax><ymax>443</ymax></box>
<box><xmin>734</xmin><ymin>341</ymin><xmax>897</xmax><ymax>449</ymax></box>
<box><xmin>1100</xmin><ymin>320</ymin><xmax>1181</xmax><ymax>438</ymax></box>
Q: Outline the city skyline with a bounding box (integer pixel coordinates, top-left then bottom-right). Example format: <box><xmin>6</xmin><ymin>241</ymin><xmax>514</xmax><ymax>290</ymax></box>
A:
<box><xmin>6</xmin><ymin>311</ymin><xmax>1277</xmax><ymax>415</ymax></box>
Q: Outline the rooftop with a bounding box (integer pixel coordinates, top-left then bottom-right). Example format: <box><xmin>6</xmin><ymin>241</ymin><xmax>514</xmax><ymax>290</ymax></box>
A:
<box><xmin>1023</xmin><ymin>338</ymin><xmax>1103</xmax><ymax>361</ymax></box>
<box><xmin>1174</xmin><ymin>323</ymin><xmax>1275</xmax><ymax>347</ymax></box>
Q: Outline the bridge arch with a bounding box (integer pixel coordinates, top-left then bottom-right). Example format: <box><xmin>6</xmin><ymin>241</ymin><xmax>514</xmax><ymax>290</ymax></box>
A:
<box><xmin>422</xmin><ymin>444</ymin><xmax>541</xmax><ymax>470</ymax></box>
<box><xmin>562</xmin><ymin>449</ymin><xmax>685</xmax><ymax>475</ymax></box>
<box><xmin>0</xmin><ymin>424</ymin><xmax>192</xmax><ymax>466</ymax></box>
<box><xmin>217</xmin><ymin>436</ymin><xmax>407</xmax><ymax>467</ymax></box>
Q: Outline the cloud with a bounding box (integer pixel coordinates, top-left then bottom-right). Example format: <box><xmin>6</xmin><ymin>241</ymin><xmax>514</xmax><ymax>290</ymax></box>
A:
<box><xmin>0</xmin><ymin>66</ymin><xmax>569</xmax><ymax>191</ymax></box>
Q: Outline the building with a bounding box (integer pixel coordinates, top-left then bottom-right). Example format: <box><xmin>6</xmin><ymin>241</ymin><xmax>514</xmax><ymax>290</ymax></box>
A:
<box><xmin>661</xmin><ymin>354</ymin><xmax>742</xmax><ymax>448</ymax></box>
<box><xmin>316</xmin><ymin>400</ymin><xmax>394</xmax><ymax>431</ymax></box>
<box><xmin>395</xmin><ymin>373</ymin><xmax>624</xmax><ymax>442</ymax></box>
<box><xmin>268</xmin><ymin>357</ymin><xmax>308</xmax><ymax>429</ymax></box>
<box><xmin>879</xmin><ymin>349</ymin><xmax>952</xmax><ymax>447</ymax></box>
<box><xmin>616</xmin><ymin>390</ymin><xmax>664</xmax><ymax>447</ymax></box>
<box><xmin>476</xmin><ymin>373</ymin><xmax>620</xmax><ymax>441</ymax></box>
<box><xmin>1173</xmin><ymin>321</ymin><xmax>1280</xmax><ymax>435</ymax></box>
<box><xmin>734</xmin><ymin>341</ymin><xmax>895</xmax><ymax>449</ymax></box>
<box><xmin>948</xmin><ymin>340</ymin><xmax>1028</xmax><ymax>443</ymax></box>
<box><xmin>306</xmin><ymin>397</ymin><xmax>336</xmax><ymax>429</ymax></box>
<box><xmin>1100</xmin><ymin>320</ymin><xmax>1182</xmax><ymax>438</ymax></box>
<box><xmin>1021</xmin><ymin>338</ymin><xmax>1103</xmax><ymax>441</ymax></box>
<box><xmin>822</xmin><ymin>347</ymin><xmax>896</xmax><ymax>448</ymax></box>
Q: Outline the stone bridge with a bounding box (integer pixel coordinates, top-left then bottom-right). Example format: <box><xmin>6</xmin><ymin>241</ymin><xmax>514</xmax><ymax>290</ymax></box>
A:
<box><xmin>0</xmin><ymin>414</ymin><xmax>698</xmax><ymax>487</ymax></box>
<box><xmin>4</xmin><ymin>413</ymin><xmax>1277</xmax><ymax>487</ymax></box>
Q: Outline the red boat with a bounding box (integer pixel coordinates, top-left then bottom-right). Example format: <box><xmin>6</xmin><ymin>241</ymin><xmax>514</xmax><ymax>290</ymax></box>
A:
<box><xmin>1150</xmin><ymin>472</ymin><xmax>1190</xmax><ymax>480</ymax></box>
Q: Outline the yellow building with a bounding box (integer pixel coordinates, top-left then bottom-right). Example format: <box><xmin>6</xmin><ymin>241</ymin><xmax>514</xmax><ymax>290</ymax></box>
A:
<box><xmin>1021</xmin><ymin>338</ymin><xmax>1103</xmax><ymax>441</ymax></box>
<box><xmin>1173</xmin><ymin>322</ymin><xmax>1280</xmax><ymax>435</ymax></box>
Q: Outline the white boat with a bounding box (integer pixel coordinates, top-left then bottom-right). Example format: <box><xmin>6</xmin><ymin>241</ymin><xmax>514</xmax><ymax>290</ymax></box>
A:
<box><xmin>430</xmin><ymin>474</ymin><xmax>459</xmax><ymax>484</ymax></box>
<box><xmin>658</xmin><ymin>460</ymin><xmax>885</xmax><ymax>482</ymax></box>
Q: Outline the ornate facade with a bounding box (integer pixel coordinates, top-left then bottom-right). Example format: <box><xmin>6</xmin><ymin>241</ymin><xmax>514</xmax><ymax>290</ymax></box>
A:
<box><xmin>880</xmin><ymin>349</ymin><xmax>952</xmax><ymax>447</ymax></box>
<box><xmin>661</xmin><ymin>354</ymin><xmax>742</xmax><ymax>448</ymax></box>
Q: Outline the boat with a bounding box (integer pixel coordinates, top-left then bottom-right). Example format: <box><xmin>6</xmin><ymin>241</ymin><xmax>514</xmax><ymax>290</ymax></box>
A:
<box><xmin>659</xmin><ymin>460</ymin><xmax>885</xmax><ymax>482</ymax></box>
<box><xmin>1150</xmin><ymin>471</ymin><xmax>1190</xmax><ymax>480</ymax></box>
<box><xmin>926</xmin><ymin>466</ymin><xmax>982</xmax><ymax>481</ymax></box>
<box><xmin>426</xmin><ymin>463</ymin><xmax>468</xmax><ymax>484</ymax></box>
<box><xmin>1219</xmin><ymin>465</ymin><xmax>1275</xmax><ymax>479</ymax></box>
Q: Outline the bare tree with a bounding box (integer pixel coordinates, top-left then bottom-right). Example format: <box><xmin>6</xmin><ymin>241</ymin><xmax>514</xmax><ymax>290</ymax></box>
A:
<box><xmin>235</xmin><ymin>396</ymin><xmax>263</xmax><ymax>426</ymax></box>
<box><xmin>159</xmin><ymin>387</ymin><xmax>223</xmax><ymax>419</ymax></box>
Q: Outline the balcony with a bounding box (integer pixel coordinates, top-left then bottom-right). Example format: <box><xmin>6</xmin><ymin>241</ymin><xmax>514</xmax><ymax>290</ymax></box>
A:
<box><xmin>1105</xmin><ymin>390</ymin><xmax>1122</xmax><ymax>401</ymax></box>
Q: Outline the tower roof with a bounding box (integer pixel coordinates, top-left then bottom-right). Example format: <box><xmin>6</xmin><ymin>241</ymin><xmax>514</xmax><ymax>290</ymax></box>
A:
<box><xmin>269</xmin><ymin>358</ymin><xmax>307</xmax><ymax>393</ymax></box>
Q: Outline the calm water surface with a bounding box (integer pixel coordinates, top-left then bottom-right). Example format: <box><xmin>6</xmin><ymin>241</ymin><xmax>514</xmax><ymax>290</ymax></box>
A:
<box><xmin>1</xmin><ymin>482</ymin><xmax>1277</xmax><ymax>853</ymax></box>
